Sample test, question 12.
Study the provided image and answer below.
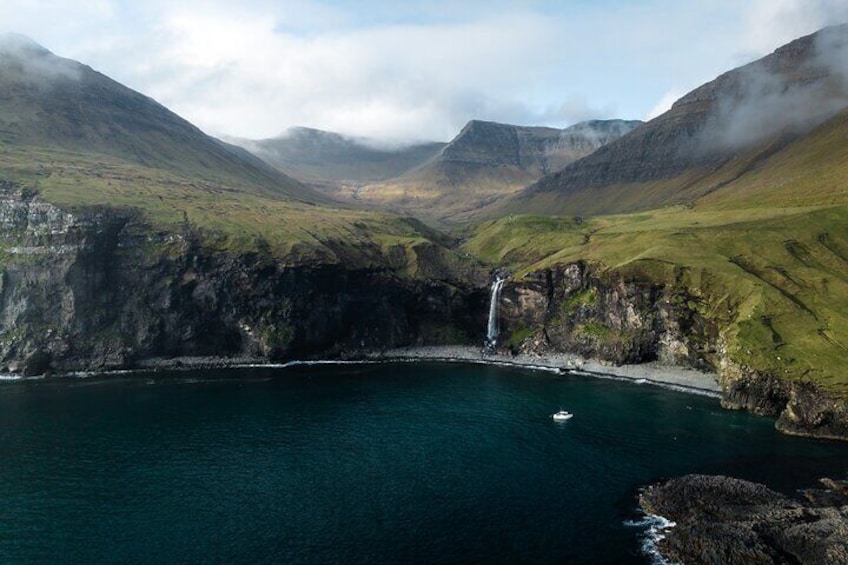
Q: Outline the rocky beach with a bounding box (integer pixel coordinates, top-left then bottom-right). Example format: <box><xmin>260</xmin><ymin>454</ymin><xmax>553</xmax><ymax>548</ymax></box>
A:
<box><xmin>364</xmin><ymin>345</ymin><xmax>722</xmax><ymax>397</ymax></box>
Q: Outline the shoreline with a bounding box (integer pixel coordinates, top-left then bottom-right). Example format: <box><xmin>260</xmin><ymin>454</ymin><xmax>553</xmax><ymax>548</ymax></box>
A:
<box><xmin>363</xmin><ymin>346</ymin><xmax>722</xmax><ymax>397</ymax></box>
<box><xmin>0</xmin><ymin>346</ymin><xmax>723</xmax><ymax>398</ymax></box>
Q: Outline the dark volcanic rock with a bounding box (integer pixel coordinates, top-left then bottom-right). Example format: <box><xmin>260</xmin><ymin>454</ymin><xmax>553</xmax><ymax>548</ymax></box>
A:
<box><xmin>639</xmin><ymin>474</ymin><xmax>848</xmax><ymax>565</ymax></box>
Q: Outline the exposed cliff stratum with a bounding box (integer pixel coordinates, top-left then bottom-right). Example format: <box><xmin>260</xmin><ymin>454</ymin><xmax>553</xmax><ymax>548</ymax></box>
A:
<box><xmin>0</xmin><ymin>182</ymin><xmax>487</xmax><ymax>375</ymax></box>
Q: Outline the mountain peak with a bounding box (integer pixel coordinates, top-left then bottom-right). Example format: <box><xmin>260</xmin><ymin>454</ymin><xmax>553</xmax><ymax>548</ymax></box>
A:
<box><xmin>0</xmin><ymin>35</ymin><xmax>321</xmax><ymax>203</ymax></box>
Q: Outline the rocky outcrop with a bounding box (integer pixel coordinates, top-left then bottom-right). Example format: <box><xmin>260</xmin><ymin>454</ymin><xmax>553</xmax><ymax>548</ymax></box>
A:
<box><xmin>498</xmin><ymin>262</ymin><xmax>716</xmax><ymax>369</ymax></box>
<box><xmin>639</xmin><ymin>474</ymin><xmax>848</xmax><ymax>564</ymax></box>
<box><xmin>720</xmin><ymin>368</ymin><xmax>848</xmax><ymax>441</ymax></box>
<box><xmin>0</xmin><ymin>186</ymin><xmax>488</xmax><ymax>374</ymax></box>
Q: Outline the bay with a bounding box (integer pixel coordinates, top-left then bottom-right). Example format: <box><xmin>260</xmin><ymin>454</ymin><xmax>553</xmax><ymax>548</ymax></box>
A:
<box><xmin>1</xmin><ymin>362</ymin><xmax>846</xmax><ymax>563</ymax></box>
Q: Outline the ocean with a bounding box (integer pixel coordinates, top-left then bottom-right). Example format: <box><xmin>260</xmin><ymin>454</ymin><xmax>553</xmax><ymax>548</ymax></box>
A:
<box><xmin>1</xmin><ymin>362</ymin><xmax>846</xmax><ymax>563</ymax></box>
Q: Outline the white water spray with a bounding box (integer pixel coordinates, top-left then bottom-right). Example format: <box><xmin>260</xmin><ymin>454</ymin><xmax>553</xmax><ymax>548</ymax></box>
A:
<box><xmin>486</xmin><ymin>276</ymin><xmax>506</xmax><ymax>348</ymax></box>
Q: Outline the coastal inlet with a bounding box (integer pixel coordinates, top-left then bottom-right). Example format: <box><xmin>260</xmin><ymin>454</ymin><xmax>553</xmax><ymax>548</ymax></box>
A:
<box><xmin>1</xmin><ymin>362</ymin><xmax>846</xmax><ymax>564</ymax></box>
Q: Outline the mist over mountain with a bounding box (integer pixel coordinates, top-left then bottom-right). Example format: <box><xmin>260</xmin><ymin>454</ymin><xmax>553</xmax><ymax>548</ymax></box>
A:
<box><xmin>232</xmin><ymin>127</ymin><xmax>446</xmax><ymax>191</ymax></box>
<box><xmin>497</xmin><ymin>24</ymin><xmax>848</xmax><ymax>217</ymax></box>
<box><xmin>0</xmin><ymin>33</ymin><xmax>321</xmax><ymax>203</ymax></box>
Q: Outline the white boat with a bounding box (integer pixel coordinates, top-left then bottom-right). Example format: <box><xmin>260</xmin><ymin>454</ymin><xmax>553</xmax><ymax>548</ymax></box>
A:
<box><xmin>552</xmin><ymin>410</ymin><xmax>573</xmax><ymax>421</ymax></box>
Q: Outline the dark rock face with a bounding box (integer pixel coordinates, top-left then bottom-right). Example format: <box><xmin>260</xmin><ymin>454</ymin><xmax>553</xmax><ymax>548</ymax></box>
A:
<box><xmin>0</xmin><ymin>187</ymin><xmax>487</xmax><ymax>373</ymax></box>
<box><xmin>639</xmin><ymin>474</ymin><xmax>848</xmax><ymax>564</ymax></box>
<box><xmin>717</xmin><ymin>366</ymin><xmax>848</xmax><ymax>441</ymax></box>
<box><xmin>438</xmin><ymin>118</ymin><xmax>643</xmax><ymax>180</ymax></box>
<box><xmin>498</xmin><ymin>262</ymin><xmax>716</xmax><ymax>368</ymax></box>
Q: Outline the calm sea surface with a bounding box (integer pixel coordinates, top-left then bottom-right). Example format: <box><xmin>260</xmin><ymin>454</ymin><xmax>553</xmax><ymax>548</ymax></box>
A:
<box><xmin>1</xmin><ymin>362</ymin><xmax>846</xmax><ymax>564</ymax></box>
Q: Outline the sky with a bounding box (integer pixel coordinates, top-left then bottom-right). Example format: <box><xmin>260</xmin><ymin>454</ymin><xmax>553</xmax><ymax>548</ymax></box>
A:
<box><xmin>2</xmin><ymin>0</ymin><xmax>848</xmax><ymax>144</ymax></box>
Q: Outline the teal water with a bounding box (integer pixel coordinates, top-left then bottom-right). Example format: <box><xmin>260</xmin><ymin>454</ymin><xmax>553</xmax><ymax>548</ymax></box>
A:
<box><xmin>1</xmin><ymin>362</ymin><xmax>847</xmax><ymax>564</ymax></box>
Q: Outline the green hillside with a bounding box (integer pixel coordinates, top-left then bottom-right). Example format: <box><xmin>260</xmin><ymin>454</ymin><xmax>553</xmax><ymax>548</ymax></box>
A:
<box><xmin>0</xmin><ymin>34</ymin><xmax>325</xmax><ymax>204</ymax></box>
<box><xmin>465</xmin><ymin>203</ymin><xmax>848</xmax><ymax>394</ymax></box>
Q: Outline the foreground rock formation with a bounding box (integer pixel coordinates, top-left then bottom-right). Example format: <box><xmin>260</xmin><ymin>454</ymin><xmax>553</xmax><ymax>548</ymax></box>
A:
<box><xmin>639</xmin><ymin>474</ymin><xmax>848</xmax><ymax>564</ymax></box>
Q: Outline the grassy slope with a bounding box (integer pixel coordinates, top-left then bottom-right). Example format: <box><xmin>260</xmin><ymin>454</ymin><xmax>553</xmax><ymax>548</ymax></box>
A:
<box><xmin>465</xmin><ymin>206</ymin><xmax>848</xmax><ymax>394</ymax></box>
<box><xmin>0</xmin><ymin>142</ymin><xmax>480</xmax><ymax>277</ymax></box>
<box><xmin>463</xmin><ymin>111</ymin><xmax>848</xmax><ymax>395</ymax></box>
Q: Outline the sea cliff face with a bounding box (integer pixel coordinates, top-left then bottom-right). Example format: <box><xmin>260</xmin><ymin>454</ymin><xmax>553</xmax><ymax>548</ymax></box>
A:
<box><xmin>495</xmin><ymin>262</ymin><xmax>848</xmax><ymax>440</ymax></box>
<box><xmin>497</xmin><ymin>262</ymin><xmax>716</xmax><ymax>368</ymax></box>
<box><xmin>0</xmin><ymin>185</ymin><xmax>487</xmax><ymax>375</ymax></box>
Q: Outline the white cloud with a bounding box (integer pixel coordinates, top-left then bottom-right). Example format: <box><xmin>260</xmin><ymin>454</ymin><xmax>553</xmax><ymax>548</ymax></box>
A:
<box><xmin>124</xmin><ymin>7</ymin><xmax>568</xmax><ymax>141</ymax></box>
<box><xmin>645</xmin><ymin>89</ymin><xmax>686</xmax><ymax>121</ymax></box>
<box><xmin>2</xmin><ymin>0</ymin><xmax>847</xmax><ymax>142</ymax></box>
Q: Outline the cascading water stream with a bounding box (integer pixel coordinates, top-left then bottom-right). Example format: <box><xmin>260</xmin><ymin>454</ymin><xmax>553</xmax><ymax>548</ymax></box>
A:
<box><xmin>485</xmin><ymin>276</ymin><xmax>506</xmax><ymax>348</ymax></box>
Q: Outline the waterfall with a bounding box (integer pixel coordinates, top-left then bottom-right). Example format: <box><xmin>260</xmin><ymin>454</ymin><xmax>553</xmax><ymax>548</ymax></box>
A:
<box><xmin>486</xmin><ymin>276</ymin><xmax>506</xmax><ymax>348</ymax></box>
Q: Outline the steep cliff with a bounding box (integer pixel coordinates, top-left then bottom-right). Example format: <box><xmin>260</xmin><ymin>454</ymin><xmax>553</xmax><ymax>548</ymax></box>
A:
<box><xmin>496</xmin><ymin>262</ymin><xmax>716</xmax><ymax>367</ymax></box>
<box><xmin>0</xmin><ymin>183</ymin><xmax>488</xmax><ymax>375</ymax></box>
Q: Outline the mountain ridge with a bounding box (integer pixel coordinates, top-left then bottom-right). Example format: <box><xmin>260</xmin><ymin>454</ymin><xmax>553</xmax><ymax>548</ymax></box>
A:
<box><xmin>231</xmin><ymin>127</ymin><xmax>446</xmax><ymax>193</ymax></box>
<box><xmin>0</xmin><ymin>33</ymin><xmax>324</xmax><ymax>204</ymax></box>
<box><xmin>492</xmin><ymin>23</ymin><xmax>848</xmax><ymax>217</ymax></box>
<box><xmin>355</xmin><ymin>118</ymin><xmax>642</xmax><ymax>222</ymax></box>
